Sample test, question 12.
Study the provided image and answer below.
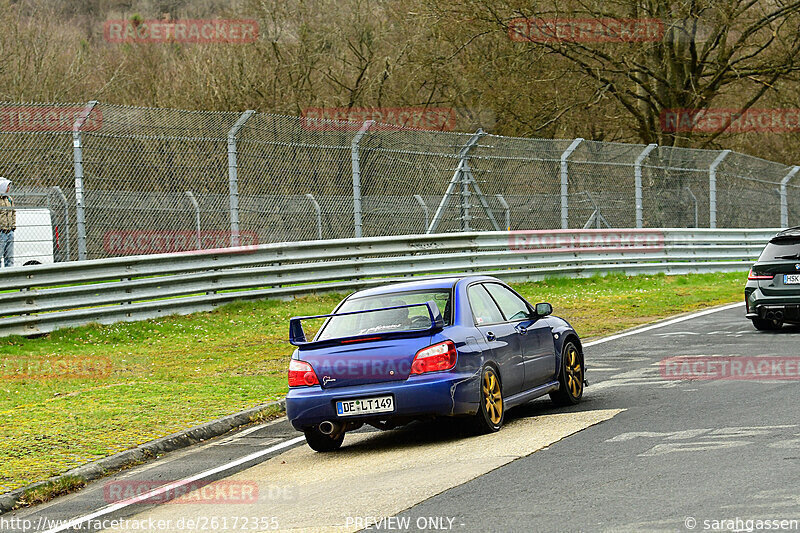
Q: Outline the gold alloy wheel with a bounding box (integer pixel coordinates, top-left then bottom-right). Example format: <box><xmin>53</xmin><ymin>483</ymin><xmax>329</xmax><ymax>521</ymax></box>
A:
<box><xmin>482</xmin><ymin>369</ymin><xmax>503</xmax><ymax>425</ymax></box>
<box><xmin>565</xmin><ymin>344</ymin><xmax>583</xmax><ymax>398</ymax></box>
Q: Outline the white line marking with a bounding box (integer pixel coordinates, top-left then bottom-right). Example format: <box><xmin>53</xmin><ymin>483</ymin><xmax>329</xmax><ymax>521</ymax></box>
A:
<box><xmin>584</xmin><ymin>302</ymin><xmax>744</xmax><ymax>347</ymax></box>
<box><xmin>40</xmin><ymin>436</ymin><xmax>306</xmax><ymax>533</ymax></box>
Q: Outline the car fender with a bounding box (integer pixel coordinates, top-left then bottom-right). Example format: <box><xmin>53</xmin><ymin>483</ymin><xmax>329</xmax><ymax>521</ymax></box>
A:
<box><xmin>546</xmin><ymin>317</ymin><xmax>583</xmax><ymax>379</ymax></box>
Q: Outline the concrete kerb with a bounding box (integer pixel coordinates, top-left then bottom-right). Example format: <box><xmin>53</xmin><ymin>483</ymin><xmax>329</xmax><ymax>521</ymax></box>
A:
<box><xmin>0</xmin><ymin>398</ymin><xmax>286</xmax><ymax>514</ymax></box>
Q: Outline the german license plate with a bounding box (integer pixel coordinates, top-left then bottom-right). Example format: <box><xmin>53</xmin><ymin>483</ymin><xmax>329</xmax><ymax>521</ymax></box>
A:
<box><xmin>336</xmin><ymin>396</ymin><xmax>394</xmax><ymax>417</ymax></box>
<box><xmin>784</xmin><ymin>274</ymin><xmax>800</xmax><ymax>285</ymax></box>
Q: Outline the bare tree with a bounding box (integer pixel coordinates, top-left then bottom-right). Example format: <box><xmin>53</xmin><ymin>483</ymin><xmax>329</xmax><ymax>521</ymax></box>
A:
<box><xmin>426</xmin><ymin>0</ymin><xmax>800</xmax><ymax>148</ymax></box>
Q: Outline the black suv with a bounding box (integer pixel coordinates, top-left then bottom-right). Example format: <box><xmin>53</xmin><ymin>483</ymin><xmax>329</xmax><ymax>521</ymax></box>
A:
<box><xmin>745</xmin><ymin>227</ymin><xmax>800</xmax><ymax>330</ymax></box>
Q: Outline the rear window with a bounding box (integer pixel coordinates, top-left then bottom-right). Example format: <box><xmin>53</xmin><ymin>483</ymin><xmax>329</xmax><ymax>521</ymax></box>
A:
<box><xmin>759</xmin><ymin>240</ymin><xmax>800</xmax><ymax>261</ymax></box>
<box><xmin>315</xmin><ymin>290</ymin><xmax>451</xmax><ymax>341</ymax></box>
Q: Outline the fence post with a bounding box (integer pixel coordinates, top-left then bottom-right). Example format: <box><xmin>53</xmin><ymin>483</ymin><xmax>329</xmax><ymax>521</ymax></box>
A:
<box><xmin>305</xmin><ymin>193</ymin><xmax>322</xmax><ymax>239</ymax></box>
<box><xmin>708</xmin><ymin>150</ymin><xmax>731</xmax><ymax>229</ymax></box>
<box><xmin>351</xmin><ymin>120</ymin><xmax>374</xmax><ymax>238</ymax></box>
<box><xmin>634</xmin><ymin>144</ymin><xmax>657</xmax><ymax>228</ymax></box>
<box><xmin>780</xmin><ymin>166</ymin><xmax>800</xmax><ymax>228</ymax></box>
<box><xmin>72</xmin><ymin>100</ymin><xmax>98</xmax><ymax>261</ymax></box>
<box><xmin>560</xmin><ymin>138</ymin><xmax>583</xmax><ymax>230</ymax></box>
<box><xmin>427</xmin><ymin>129</ymin><xmax>484</xmax><ymax>234</ymax></box>
<box><xmin>460</xmin><ymin>159</ymin><xmax>471</xmax><ymax>231</ymax></box>
<box><xmin>227</xmin><ymin>110</ymin><xmax>256</xmax><ymax>247</ymax></box>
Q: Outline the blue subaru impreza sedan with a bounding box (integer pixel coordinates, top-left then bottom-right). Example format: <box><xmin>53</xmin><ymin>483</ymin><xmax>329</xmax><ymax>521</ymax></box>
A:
<box><xmin>285</xmin><ymin>275</ymin><xmax>585</xmax><ymax>451</ymax></box>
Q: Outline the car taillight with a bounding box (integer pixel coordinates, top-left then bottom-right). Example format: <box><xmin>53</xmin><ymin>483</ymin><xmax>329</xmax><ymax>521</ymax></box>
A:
<box><xmin>411</xmin><ymin>341</ymin><xmax>457</xmax><ymax>375</ymax></box>
<box><xmin>288</xmin><ymin>359</ymin><xmax>319</xmax><ymax>387</ymax></box>
<box><xmin>748</xmin><ymin>269</ymin><xmax>774</xmax><ymax>280</ymax></box>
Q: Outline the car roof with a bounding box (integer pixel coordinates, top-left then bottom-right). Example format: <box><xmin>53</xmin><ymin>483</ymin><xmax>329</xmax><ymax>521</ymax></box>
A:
<box><xmin>348</xmin><ymin>275</ymin><xmax>501</xmax><ymax>299</ymax></box>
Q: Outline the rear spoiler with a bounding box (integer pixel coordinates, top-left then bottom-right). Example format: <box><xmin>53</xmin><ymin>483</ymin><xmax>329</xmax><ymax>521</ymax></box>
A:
<box><xmin>289</xmin><ymin>301</ymin><xmax>444</xmax><ymax>347</ymax></box>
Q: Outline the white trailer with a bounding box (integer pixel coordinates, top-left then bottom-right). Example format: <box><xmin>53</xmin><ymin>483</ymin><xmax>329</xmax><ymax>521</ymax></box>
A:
<box><xmin>8</xmin><ymin>208</ymin><xmax>54</xmax><ymax>266</ymax></box>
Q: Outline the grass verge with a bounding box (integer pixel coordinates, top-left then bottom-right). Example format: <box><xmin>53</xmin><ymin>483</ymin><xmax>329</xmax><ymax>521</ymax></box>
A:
<box><xmin>0</xmin><ymin>271</ymin><xmax>746</xmax><ymax>494</ymax></box>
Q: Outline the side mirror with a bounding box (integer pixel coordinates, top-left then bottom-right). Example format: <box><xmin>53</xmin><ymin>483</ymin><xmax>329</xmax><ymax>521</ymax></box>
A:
<box><xmin>535</xmin><ymin>302</ymin><xmax>552</xmax><ymax>317</ymax></box>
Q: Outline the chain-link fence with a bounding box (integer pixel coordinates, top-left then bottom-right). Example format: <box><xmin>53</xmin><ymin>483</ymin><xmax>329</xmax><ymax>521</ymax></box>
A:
<box><xmin>0</xmin><ymin>101</ymin><xmax>798</xmax><ymax>261</ymax></box>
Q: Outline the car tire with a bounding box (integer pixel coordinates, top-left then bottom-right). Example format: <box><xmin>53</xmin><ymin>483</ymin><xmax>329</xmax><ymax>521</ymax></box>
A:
<box><xmin>471</xmin><ymin>364</ymin><xmax>504</xmax><ymax>434</ymax></box>
<box><xmin>751</xmin><ymin>317</ymin><xmax>782</xmax><ymax>331</ymax></box>
<box><xmin>550</xmin><ymin>340</ymin><xmax>584</xmax><ymax>406</ymax></box>
<box><xmin>303</xmin><ymin>426</ymin><xmax>344</xmax><ymax>452</ymax></box>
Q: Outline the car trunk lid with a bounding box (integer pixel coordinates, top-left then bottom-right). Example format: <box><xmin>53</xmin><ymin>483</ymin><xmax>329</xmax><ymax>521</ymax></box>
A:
<box><xmin>753</xmin><ymin>261</ymin><xmax>800</xmax><ymax>296</ymax></box>
<box><xmin>298</xmin><ymin>334</ymin><xmax>434</xmax><ymax>389</ymax></box>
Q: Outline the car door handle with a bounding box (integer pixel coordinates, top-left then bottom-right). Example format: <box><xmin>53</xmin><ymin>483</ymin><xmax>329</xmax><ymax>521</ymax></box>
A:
<box><xmin>516</xmin><ymin>325</ymin><xmax>528</xmax><ymax>335</ymax></box>
<box><xmin>486</xmin><ymin>331</ymin><xmax>496</xmax><ymax>341</ymax></box>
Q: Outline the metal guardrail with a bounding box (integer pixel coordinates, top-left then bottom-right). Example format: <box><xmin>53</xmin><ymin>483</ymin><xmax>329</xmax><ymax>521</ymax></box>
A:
<box><xmin>0</xmin><ymin>228</ymin><xmax>776</xmax><ymax>337</ymax></box>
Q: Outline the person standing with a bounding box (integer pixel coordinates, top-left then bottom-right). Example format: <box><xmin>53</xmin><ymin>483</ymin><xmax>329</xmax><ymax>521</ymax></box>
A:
<box><xmin>0</xmin><ymin>177</ymin><xmax>15</xmax><ymax>268</ymax></box>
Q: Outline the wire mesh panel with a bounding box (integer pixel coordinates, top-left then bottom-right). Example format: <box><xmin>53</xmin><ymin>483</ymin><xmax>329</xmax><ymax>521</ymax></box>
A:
<box><xmin>237</xmin><ymin>114</ymin><xmax>355</xmax><ymax>242</ymax></box>
<box><xmin>788</xmin><ymin>182</ymin><xmax>800</xmax><ymax>225</ymax></box>
<box><xmin>80</xmin><ymin>104</ymin><xmax>237</xmax><ymax>258</ymax></box>
<box><xmin>470</xmin><ymin>135</ymin><xmax>571</xmax><ymax>231</ymax></box>
<box><xmin>0</xmin><ymin>102</ymin><xmax>80</xmax><ymax>261</ymax></box>
<box><xmin>2</xmin><ymin>100</ymin><xmax>799</xmax><ymax>263</ymax></box>
<box><xmin>359</xmin><ymin>127</ymin><xmax>471</xmax><ymax>235</ymax></box>
<box><xmin>716</xmin><ymin>152</ymin><xmax>791</xmax><ymax>228</ymax></box>
<box><xmin>640</xmin><ymin>146</ymin><xmax>723</xmax><ymax>228</ymax></box>
<box><xmin>568</xmin><ymin>140</ymin><xmax>646</xmax><ymax>229</ymax></box>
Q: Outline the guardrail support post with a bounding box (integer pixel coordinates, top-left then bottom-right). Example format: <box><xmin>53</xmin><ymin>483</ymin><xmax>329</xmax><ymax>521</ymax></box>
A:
<box><xmin>427</xmin><ymin>129</ymin><xmax>485</xmax><ymax>234</ymax></box>
<box><xmin>305</xmin><ymin>193</ymin><xmax>322</xmax><ymax>239</ymax></box>
<box><xmin>227</xmin><ymin>110</ymin><xmax>256</xmax><ymax>247</ymax></box>
<box><xmin>634</xmin><ymin>144</ymin><xmax>657</xmax><ymax>228</ymax></box>
<box><xmin>413</xmin><ymin>194</ymin><xmax>429</xmax><ymax>232</ymax></box>
<box><xmin>685</xmin><ymin>187</ymin><xmax>699</xmax><ymax>228</ymax></box>
<box><xmin>72</xmin><ymin>100</ymin><xmax>98</xmax><ymax>261</ymax></box>
<box><xmin>51</xmin><ymin>186</ymin><xmax>71</xmax><ymax>262</ymax></box>
<box><xmin>708</xmin><ymin>150</ymin><xmax>730</xmax><ymax>229</ymax></box>
<box><xmin>780</xmin><ymin>166</ymin><xmax>800</xmax><ymax>228</ymax></box>
<box><xmin>185</xmin><ymin>191</ymin><xmax>201</xmax><ymax>249</ymax></box>
<box><xmin>495</xmin><ymin>194</ymin><xmax>510</xmax><ymax>230</ymax></box>
<box><xmin>351</xmin><ymin>120</ymin><xmax>374</xmax><ymax>238</ymax></box>
<box><xmin>560</xmin><ymin>138</ymin><xmax>583</xmax><ymax>230</ymax></box>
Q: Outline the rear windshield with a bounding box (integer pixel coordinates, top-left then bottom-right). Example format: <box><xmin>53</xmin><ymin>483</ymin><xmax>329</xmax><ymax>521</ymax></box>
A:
<box><xmin>315</xmin><ymin>290</ymin><xmax>452</xmax><ymax>341</ymax></box>
<box><xmin>759</xmin><ymin>239</ymin><xmax>800</xmax><ymax>261</ymax></box>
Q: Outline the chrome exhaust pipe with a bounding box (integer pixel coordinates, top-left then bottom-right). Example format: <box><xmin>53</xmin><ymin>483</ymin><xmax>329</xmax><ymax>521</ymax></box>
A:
<box><xmin>318</xmin><ymin>420</ymin><xmax>340</xmax><ymax>435</ymax></box>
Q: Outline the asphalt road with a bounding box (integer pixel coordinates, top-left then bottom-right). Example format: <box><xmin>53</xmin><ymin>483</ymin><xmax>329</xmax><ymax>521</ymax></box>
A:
<box><xmin>4</xmin><ymin>302</ymin><xmax>800</xmax><ymax>533</ymax></box>
<box><xmin>396</xmin><ymin>303</ymin><xmax>800</xmax><ymax>532</ymax></box>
